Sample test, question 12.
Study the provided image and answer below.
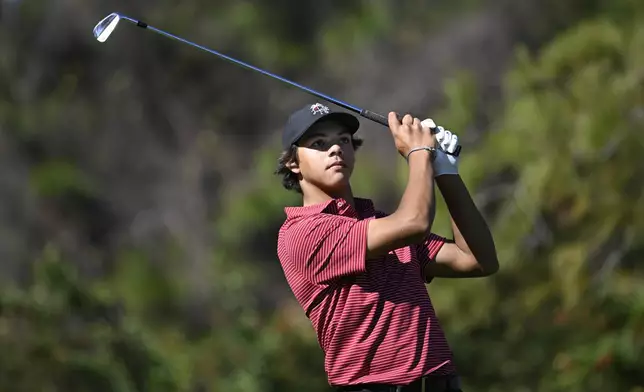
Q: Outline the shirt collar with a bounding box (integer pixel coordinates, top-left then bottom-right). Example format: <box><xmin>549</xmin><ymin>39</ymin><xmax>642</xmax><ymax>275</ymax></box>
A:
<box><xmin>284</xmin><ymin>197</ymin><xmax>375</xmax><ymax>219</ymax></box>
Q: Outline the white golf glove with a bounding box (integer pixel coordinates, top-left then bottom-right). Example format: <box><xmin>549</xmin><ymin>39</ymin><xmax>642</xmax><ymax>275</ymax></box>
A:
<box><xmin>421</xmin><ymin>119</ymin><xmax>460</xmax><ymax>177</ymax></box>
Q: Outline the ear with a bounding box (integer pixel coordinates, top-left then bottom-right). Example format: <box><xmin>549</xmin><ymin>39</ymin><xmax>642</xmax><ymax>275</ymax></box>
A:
<box><xmin>286</xmin><ymin>159</ymin><xmax>301</xmax><ymax>174</ymax></box>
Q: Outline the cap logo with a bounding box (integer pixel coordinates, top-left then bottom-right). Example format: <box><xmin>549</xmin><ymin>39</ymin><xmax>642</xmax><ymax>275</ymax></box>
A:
<box><xmin>310</xmin><ymin>103</ymin><xmax>330</xmax><ymax>115</ymax></box>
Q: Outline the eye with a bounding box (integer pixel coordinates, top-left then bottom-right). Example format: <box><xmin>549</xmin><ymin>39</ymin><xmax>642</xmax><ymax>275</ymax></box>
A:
<box><xmin>339</xmin><ymin>136</ymin><xmax>351</xmax><ymax>144</ymax></box>
<box><xmin>310</xmin><ymin>140</ymin><xmax>324</xmax><ymax>148</ymax></box>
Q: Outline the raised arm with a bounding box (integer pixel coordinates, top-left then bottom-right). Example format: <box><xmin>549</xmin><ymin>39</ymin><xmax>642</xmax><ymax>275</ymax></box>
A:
<box><xmin>365</xmin><ymin>112</ymin><xmax>439</xmax><ymax>259</ymax></box>
<box><xmin>428</xmin><ymin>174</ymin><xmax>499</xmax><ymax>278</ymax></box>
<box><xmin>418</xmin><ymin>121</ymin><xmax>499</xmax><ymax>280</ymax></box>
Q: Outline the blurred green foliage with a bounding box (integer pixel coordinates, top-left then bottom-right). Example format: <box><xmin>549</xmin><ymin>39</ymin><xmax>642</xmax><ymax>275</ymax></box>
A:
<box><xmin>430</xmin><ymin>13</ymin><xmax>644</xmax><ymax>390</ymax></box>
<box><xmin>1</xmin><ymin>0</ymin><xmax>644</xmax><ymax>391</ymax></box>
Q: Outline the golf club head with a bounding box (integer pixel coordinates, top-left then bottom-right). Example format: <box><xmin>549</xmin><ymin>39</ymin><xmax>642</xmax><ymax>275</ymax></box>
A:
<box><xmin>94</xmin><ymin>13</ymin><xmax>121</xmax><ymax>42</ymax></box>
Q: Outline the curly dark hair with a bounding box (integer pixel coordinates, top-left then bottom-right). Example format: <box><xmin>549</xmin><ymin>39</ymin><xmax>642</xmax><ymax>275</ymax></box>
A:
<box><xmin>274</xmin><ymin>137</ymin><xmax>363</xmax><ymax>194</ymax></box>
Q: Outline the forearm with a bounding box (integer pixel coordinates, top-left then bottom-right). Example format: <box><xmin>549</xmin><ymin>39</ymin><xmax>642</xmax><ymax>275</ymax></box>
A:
<box><xmin>449</xmin><ymin>215</ymin><xmax>469</xmax><ymax>254</ymax></box>
<box><xmin>429</xmin><ymin>183</ymin><xmax>437</xmax><ymax>230</ymax></box>
<box><xmin>396</xmin><ymin>151</ymin><xmax>436</xmax><ymax>233</ymax></box>
<box><xmin>436</xmin><ymin>174</ymin><xmax>498</xmax><ymax>272</ymax></box>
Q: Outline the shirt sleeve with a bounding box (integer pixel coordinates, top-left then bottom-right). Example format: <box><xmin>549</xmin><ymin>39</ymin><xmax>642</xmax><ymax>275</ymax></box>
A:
<box><xmin>416</xmin><ymin>233</ymin><xmax>448</xmax><ymax>283</ymax></box>
<box><xmin>283</xmin><ymin>214</ymin><xmax>370</xmax><ymax>285</ymax></box>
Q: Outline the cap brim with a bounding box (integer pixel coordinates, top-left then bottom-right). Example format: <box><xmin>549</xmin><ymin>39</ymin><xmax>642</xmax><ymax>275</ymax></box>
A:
<box><xmin>321</xmin><ymin>112</ymin><xmax>360</xmax><ymax>133</ymax></box>
<box><xmin>297</xmin><ymin>112</ymin><xmax>360</xmax><ymax>142</ymax></box>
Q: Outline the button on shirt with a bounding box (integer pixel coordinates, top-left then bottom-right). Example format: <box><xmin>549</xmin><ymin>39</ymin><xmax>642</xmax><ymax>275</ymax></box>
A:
<box><xmin>276</xmin><ymin>197</ymin><xmax>456</xmax><ymax>386</ymax></box>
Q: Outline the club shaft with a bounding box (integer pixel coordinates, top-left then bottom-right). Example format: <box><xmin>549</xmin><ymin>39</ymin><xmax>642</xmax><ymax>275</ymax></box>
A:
<box><xmin>120</xmin><ymin>16</ymin><xmax>362</xmax><ymax>114</ymax></box>
<box><xmin>114</xmin><ymin>14</ymin><xmax>461</xmax><ymax>157</ymax></box>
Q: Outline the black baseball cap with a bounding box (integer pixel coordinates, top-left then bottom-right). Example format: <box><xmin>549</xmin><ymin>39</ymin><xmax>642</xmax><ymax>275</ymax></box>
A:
<box><xmin>281</xmin><ymin>103</ymin><xmax>360</xmax><ymax>149</ymax></box>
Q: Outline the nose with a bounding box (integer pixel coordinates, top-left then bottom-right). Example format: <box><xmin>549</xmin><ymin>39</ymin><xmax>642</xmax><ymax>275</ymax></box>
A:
<box><xmin>328</xmin><ymin>142</ymin><xmax>343</xmax><ymax>157</ymax></box>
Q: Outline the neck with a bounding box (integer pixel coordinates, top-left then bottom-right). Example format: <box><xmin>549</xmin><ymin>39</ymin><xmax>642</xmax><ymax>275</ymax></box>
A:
<box><xmin>301</xmin><ymin>184</ymin><xmax>355</xmax><ymax>208</ymax></box>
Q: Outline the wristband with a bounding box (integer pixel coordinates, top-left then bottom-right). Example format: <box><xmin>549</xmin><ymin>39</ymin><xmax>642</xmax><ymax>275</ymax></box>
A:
<box><xmin>406</xmin><ymin>146</ymin><xmax>436</xmax><ymax>162</ymax></box>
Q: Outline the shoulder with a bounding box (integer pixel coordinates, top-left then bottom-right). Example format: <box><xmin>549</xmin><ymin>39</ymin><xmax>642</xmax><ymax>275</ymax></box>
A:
<box><xmin>278</xmin><ymin>213</ymin><xmax>347</xmax><ymax>245</ymax></box>
<box><xmin>280</xmin><ymin>212</ymin><xmax>345</xmax><ymax>230</ymax></box>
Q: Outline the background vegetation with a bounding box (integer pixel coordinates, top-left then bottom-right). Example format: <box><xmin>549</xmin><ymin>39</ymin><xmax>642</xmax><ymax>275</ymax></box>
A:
<box><xmin>1</xmin><ymin>0</ymin><xmax>643</xmax><ymax>391</ymax></box>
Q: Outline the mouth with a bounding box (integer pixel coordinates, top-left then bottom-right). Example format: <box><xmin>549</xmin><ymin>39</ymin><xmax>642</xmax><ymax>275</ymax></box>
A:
<box><xmin>328</xmin><ymin>161</ymin><xmax>347</xmax><ymax>169</ymax></box>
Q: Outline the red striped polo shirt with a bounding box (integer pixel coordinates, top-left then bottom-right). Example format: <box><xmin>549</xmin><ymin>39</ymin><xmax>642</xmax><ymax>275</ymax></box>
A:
<box><xmin>277</xmin><ymin>197</ymin><xmax>456</xmax><ymax>386</ymax></box>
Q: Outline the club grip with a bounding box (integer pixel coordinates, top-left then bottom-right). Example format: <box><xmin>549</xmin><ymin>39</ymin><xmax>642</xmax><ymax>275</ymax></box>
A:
<box><xmin>360</xmin><ymin>109</ymin><xmax>390</xmax><ymax>127</ymax></box>
<box><xmin>359</xmin><ymin>109</ymin><xmax>462</xmax><ymax>157</ymax></box>
<box><xmin>359</xmin><ymin>110</ymin><xmax>424</xmax><ymax>127</ymax></box>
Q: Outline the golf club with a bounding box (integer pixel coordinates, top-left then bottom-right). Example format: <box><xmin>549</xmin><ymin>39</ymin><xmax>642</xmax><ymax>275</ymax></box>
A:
<box><xmin>93</xmin><ymin>12</ymin><xmax>461</xmax><ymax>156</ymax></box>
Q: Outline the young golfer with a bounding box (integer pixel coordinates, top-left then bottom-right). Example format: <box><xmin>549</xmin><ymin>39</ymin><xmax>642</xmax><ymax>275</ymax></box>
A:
<box><xmin>275</xmin><ymin>102</ymin><xmax>499</xmax><ymax>392</ymax></box>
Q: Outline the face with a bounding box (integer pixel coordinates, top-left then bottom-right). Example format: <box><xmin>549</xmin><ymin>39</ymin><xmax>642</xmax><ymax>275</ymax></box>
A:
<box><xmin>288</xmin><ymin>120</ymin><xmax>356</xmax><ymax>194</ymax></box>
